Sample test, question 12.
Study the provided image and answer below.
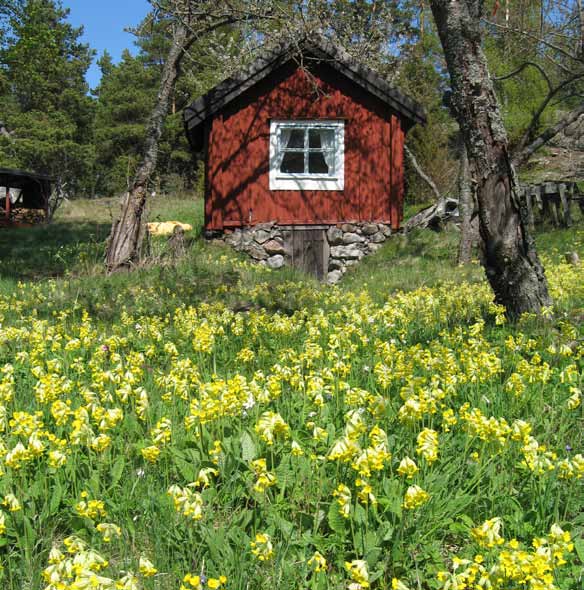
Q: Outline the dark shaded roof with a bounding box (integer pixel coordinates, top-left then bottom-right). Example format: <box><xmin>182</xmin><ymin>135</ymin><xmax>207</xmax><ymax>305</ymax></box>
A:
<box><xmin>184</xmin><ymin>35</ymin><xmax>426</xmax><ymax>143</ymax></box>
<box><xmin>0</xmin><ymin>168</ymin><xmax>53</xmax><ymax>183</ymax></box>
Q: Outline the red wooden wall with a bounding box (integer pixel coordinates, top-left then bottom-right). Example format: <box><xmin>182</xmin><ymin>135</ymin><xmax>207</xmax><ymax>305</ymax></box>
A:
<box><xmin>205</xmin><ymin>61</ymin><xmax>406</xmax><ymax>231</ymax></box>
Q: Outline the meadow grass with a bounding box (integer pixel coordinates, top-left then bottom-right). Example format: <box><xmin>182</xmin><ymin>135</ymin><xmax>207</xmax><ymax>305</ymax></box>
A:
<box><xmin>0</xmin><ymin>196</ymin><xmax>582</xmax><ymax>590</ymax></box>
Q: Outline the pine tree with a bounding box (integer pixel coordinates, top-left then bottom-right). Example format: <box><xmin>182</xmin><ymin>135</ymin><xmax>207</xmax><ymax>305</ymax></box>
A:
<box><xmin>0</xmin><ymin>0</ymin><xmax>95</xmax><ymax>194</ymax></box>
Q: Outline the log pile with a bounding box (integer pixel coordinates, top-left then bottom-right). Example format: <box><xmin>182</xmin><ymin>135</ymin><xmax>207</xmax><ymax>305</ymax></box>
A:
<box><xmin>6</xmin><ymin>208</ymin><xmax>46</xmax><ymax>225</ymax></box>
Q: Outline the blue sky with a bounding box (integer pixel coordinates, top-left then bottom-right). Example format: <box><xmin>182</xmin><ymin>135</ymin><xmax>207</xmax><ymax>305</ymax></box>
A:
<box><xmin>62</xmin><ymin>0</ymin><xmax>150</xmax><ymax>90</ymax></box>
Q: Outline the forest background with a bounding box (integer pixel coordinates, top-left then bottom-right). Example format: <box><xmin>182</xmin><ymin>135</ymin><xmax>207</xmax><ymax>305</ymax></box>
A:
<box><xmin>0</xmin><ymin>0</ymin><xmax>579</xmax><ymax>203</ymax></box>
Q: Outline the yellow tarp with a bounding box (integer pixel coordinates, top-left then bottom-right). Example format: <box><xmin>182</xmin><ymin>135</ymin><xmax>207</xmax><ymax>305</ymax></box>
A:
<box><xmin>147</xmin><ymin>221</ymin><xmax>193</xmax><ymax>236</ymax></box>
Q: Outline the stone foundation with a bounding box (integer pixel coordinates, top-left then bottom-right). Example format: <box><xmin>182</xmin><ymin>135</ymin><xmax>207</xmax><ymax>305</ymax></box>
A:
<box><xmin>210</xmin><ymin>221</ymin><xmax>392</xmax><ymax>283</ymax></box>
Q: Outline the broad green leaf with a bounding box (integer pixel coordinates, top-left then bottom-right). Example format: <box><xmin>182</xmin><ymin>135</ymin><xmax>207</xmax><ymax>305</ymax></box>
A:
<box><xmin>327</xmin><ymin>501</ymin><xmax>346</xmax><ymax>535</ymax></box>
<box><xmin>240</xmin><ymin>431</ymin><xmax>257</xmax><ymax>462</ymax></box>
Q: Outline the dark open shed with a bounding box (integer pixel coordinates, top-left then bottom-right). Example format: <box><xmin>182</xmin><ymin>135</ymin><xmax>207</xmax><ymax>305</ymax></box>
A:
<box><xmin>0</xmin><ymin>168</ymin><xmax>52</xmax><ymax>225</ymax></box>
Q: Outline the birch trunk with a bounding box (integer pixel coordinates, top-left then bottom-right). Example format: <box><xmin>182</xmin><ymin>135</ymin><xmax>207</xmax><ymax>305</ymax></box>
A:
<box><xmin>429</xmin><ymin>0</ymin><xmax>552</xmax><ymax>317</ymax></box>
<box><xmin>105</xmin><ymin>21</ymin><xmax>190</xmax><ymax>271</ymax></box>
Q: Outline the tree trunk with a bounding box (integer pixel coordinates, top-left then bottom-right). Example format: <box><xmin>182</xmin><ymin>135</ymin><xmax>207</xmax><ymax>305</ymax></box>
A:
<box><xmin>105</xmin><ymin>21</ymin><xmax>190</xmax><ymax>272</ymax></box>
<box><xmin>457</xmin><ymin>139</ymin><xmax>474</xmax><ymax>264</ymax></box>
<box><xmin>429</xmin><ymin>0</ymin><xmax>552</xmax><ymax>317</ymax></box>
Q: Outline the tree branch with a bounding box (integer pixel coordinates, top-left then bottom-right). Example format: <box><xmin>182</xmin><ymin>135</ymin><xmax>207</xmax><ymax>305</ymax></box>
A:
<box><xmin>404</xmin><ymin>145</ymin><xmax>441</xmax><ymax>200</ymax></box>
<box><xmin>512</xmin><ymin>103</ymin><xmax>584</xmax><ymax>168</ymax></box>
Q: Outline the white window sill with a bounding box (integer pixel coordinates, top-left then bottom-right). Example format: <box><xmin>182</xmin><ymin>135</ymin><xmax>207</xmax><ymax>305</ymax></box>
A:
<box><xmin>269</xmin><ymin>176</ymin><xmax>344</xmax><ymax>191</ymax></box>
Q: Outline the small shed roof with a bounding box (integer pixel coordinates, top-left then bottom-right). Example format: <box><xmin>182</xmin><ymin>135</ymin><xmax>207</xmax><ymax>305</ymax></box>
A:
<box><xmin>184</xmin><ymin>35</ymin><xmax>426</xmax><ymax>146</ymax></box>
<box><xmin>0</xmin><ymin>168</ymin><xmax>53</xmax><ymax>184</ymax></box>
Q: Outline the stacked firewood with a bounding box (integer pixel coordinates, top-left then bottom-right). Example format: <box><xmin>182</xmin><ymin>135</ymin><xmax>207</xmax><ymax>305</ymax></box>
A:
<box><xmin>8</xmin><ymin>208</ymin><xmax>46</xmax><ymax>224</ymax></box>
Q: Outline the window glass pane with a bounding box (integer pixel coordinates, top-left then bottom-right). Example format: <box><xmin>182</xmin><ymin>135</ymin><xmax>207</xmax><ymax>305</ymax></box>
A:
<box><xmin>309</xmin><ymin>152</ymin><xmax>330</xmax><ymax>174</ymax></box>
<box><xmin>281</xmin><ymin>151</ymin><xmax>305</xmax><ymax>174</ymax></box>
<box><xmin>310</xmin><ymin>128</ymin><xmax>335</xmax><ymax>150</ymax></box>
<box><xmin>283</xmin><ymin>128</ymin><xmax>305</xmax><ymax>149</ymax></box>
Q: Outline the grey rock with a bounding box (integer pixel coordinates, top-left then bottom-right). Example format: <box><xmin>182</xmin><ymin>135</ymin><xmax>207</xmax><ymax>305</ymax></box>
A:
<box><xmin>380</xmin><ymin>224</ymin><xmax>392</xmax><ymax>237</ymax></box>
<box><xmin>328</xmin><ymin>258</ymin><xmax>345</xmax><ymax>271</ymax></box>
<box><xmin>361</xmin><ymin>223</ymin><xmax>379</xmax><ymax>235</ymax></box>
<box><xmin>368</xmin><ymin>242</ymin><xmax>383</xmax><ymax>252</ymax></box>
<box><xmin>341</xmin><ymin>223</ymin><xmax>357</xmax><ymax>232</ymax></box>
<box><xmin>254</xmin><ymin>221</ymin><xmax>275</xmax><ymax>231</ymax></box>
<box><xmin>247</xmin><ymin>243</ymin><xmax>268</xmax><ymax>260</ymax></box>
<box><xmin>254</xmin><ymin>229</ymin><xmax>272</xmax><ymax>244</ymax></box>
<box><xmin>224</xmin><ymin>229</ymin><xmax>242</xmax><ymax>248</ymax></box>
<box><xmin>267</xmin><ymin>254</ymin><xmax>285</xmax><ymax>269</ymax></box>
<box><xmin>370</xmin><ymin>231</ymin><xmax>386</xmax><ymax>243</ymax></box>
<box><xmin>264</xmin><ymin>238</ymin><xmax>285</xmax><ymax>255</ymax></box>
<box><xmin>326</xmin><ymin>226</ymin><xmax>344</xmax><ymax>246</ymax></box>
<box><xmin>330</xmin><ymin>245</ymin><xmax>363</xmax><ymax>260</ymax></box>
<box><xmin>327</xmin><ymin>270</ymin><xmax>343</xmax><ymax>284</ymax></box>
<box><xmin>343</xmin><ymin>232</ymin><xmax>365</xmax><ymax>244</ymax></box>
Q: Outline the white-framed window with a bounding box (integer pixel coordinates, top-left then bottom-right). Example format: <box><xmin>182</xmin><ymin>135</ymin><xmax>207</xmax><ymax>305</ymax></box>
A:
<box><xmin>269</xmin><ymin>120</ymin><xmax>345</xmax><ymax>191</ymax></box>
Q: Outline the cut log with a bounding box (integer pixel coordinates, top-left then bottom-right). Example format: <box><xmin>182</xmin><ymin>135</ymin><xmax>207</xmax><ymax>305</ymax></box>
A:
<box><xmin>404</xmin><ymin>198</ymin><xmax>460</xmax><ymax>232</ymax></box>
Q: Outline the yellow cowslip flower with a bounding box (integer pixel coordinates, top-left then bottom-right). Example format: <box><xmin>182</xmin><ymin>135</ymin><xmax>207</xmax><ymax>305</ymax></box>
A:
<box><xmin>567</xmin><ymin>388</ymin><xmax>581</xmax><ymax>409</ymax></box>
<box><xmin>251</xmin><ymin>532</ymin><xmax>274</xmax><ymax>561</ymax></box>
<box><xmin>250</xmin><ymin>458</ymin><xmax>277</xmax><ymax>493</ymax></box>
<box><xmin>194</xmin><ymin>467</ymin><xmax>219</xmax><ymax>489</ymax></box>
<box><xmin>328</xmin><ymin>436</ymin><xmax>360</xmax><ymax>463</ymax></box>
<box><xmin>356</xmin><ymin>478</ymin><xmax>377</xmax><ymax>506</ymax></box>
<box><xmin>90</xmin><ymin>433</ymin><xmax>112</xmax><ymax>453</ymax></box>
<box><xmin>236</xmin><ymin>347</ymin><xmax>255</xmax><ymax>362</ymax></box>
<box><xmin>75</xmin><ymin>493</ymin><xmax>107</xmax><ymax>520</ymax></box>
<box><xmin>2</xmin><ymin>493</ymin><xmax>21</xmax><ymax>512</ymax></box>
<box><xmin>397</xmin><ymin>456</ymin><xmax>418</xmax><ymax>479</ymax></box>
<box><xmin>403</xmin><ymin>485</ymin><xmax>430</xmax><ymax>510</ymax></box>
<box><xmin>209</xmin><ymin>440</ymin><xmax>222</xmax><ymax>465</ymax></box>
<box><xmin>291</xmin><ymin>440</ymin><xmax>304</xmax><ymax>456</ymax></box>
<box><xmin>307</xmin><ymin>550</ymin><xmax>327</xmax><ymax>573</ymax></box>
<box><xmin>151</xmin><ymin>417</ymin><xmax>172</xmax><ymax>446</ymax></box>
<box><xmin>96</xmin><ymin>522</ymin><xmax>121</xmax><ymax>542</ymax></box>
<box><xmin>141</xmin><ymin>445</ymin><xmax>161</xmax><ymax>464</ymax></box>
<box><xmin>333</xmin><ymin>484</ymin><xmax>352</xmax><ymax>518</ymax></box>
<box><xmin>345</xmin><ymin>559</ymin><xmax>369</xmax><ymax>589</ymax></box>
<box><xmin>48</xmin><ymin>449</ymin><xmax>67</xmax><ymax>468</ymax></box>
<box><xmin>167</xmin><ymin>485</ymin><xmax>204</xmax><ymax>521</ymax></box>
<box><xmin>138</xmin><ymin>556</ymin><xmax>157</xmax><ymax>577</ymax></box>
<box><xmin>392</xmin><ymin>578</ymin><xmax>410</xmax><ymax>590</ymax></box>
<box><xmin>181</xmin><ymin>573</ymin><xmax>203</xmax><ymax>590</ymax></box>
<box><xmin>416</xmin><ymin>428</ymin><xmax>438</xmax><ymax>464</ymax></box>
<box><xmin>116</xmin><ymin>572</ymin><xmax>139</xmax><ymax>589</ymax></box>
<box><xmin>5</xmin><ymin>441</ymin><xmax>31</xmax><ymax>469</ymax></box>
<box><xmin>0</xmin><ymin>510</ymin><xmax>6</xmax><ymax>534</ymax></box>
<box><xmin>471</xmin><ymin>517</ymin><xmax>504</xmax><ymax>548</ymax></box>
<box><xmin>441</xmin><ymin>409</ymin><xmax>457</xmax><ymax>432</ymax></box>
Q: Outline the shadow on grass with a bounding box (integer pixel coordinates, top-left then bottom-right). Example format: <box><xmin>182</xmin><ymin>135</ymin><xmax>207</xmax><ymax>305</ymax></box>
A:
<box><xmin>0</xmin><ymin>220</ymin><xmax>111</xmax><ymax>280</ymax></box>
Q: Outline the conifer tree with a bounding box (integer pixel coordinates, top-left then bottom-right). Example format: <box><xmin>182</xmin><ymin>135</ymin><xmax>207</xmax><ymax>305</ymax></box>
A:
<box><xmin>0</xmin><ymin>0</ymin><xmax>94</xmax><ymax>193</ymax></box>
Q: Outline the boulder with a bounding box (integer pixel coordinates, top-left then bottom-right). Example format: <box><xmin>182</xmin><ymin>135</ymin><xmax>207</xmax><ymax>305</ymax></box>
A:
<box><xmin>370</xmin><ymin>231</ymin><xmax>386</xmax><ymax>243</ymax></box>
<box><xmin>327</xmin><ymin>226</ymin><xmax>344</xmax><ymax>246</ymax></box>
<box><xmin>380</xmin><ymin>224</ymin><xmax>392</xmax><ymax>237</ymax></box>
<box><xmin>247</xmin><ymin>243</ymin><xmax>268</xmax><ymax>260</ymax></box>
<box><xmin>267</xmin><ymin>254</ymin><xmax>285</xmax><ymax>269</ymax></box>
<box><xmin>368</xmin><ymin>242</ymin><xmax>383</xmax><ymax>252</ymax></box>
<box><xmin>361</xmin><ymin>223</ymin><xmax>379</xmax><ymax>236</ymax></box>
<box><xmin>253</xmin><ymin>229</ymin><xmax>272</xmax><ymax>244</ymax></box>
<box><xmin>328</xmin><ymin>258</ymin><xmax>345</xmax><ymax>271</ymax></box>
<box><xmin>330</xmin><ymin>245</ymin><xmax>363</xmax><ymax>260</ymax></box>
<box><xmin>341</xmin><ymin>223</ymin><xmax>357</xmax><ymax>232</ymax></box>
<box><xmin>224</xmin><ymin>229</ymin><xmax>242</xmax><ymax>248</ymax></box>
<box><xmin>264</xmin><ymin>238</ymin><xmax>285</xmax><ymax>255</ymax></box>
<box><xmin>327</xmin><ymin>270</ymin><xmax>343</xmax><ymax>284</ymax></box>
<box><xmin>343</xmin><ymin>232</ymin><xmax>365</xmax><ymax>244</ymax></box>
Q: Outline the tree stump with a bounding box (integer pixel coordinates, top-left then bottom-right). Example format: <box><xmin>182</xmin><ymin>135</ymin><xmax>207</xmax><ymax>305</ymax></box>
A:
<box><xmin>168</xmin><ymin>226</ymin><xmax>186</xmax><ymax>260</ymax></box>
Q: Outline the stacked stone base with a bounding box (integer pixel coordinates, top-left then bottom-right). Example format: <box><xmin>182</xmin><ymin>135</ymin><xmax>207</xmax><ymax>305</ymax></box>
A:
<box><xmin>210</xmin><ymin>221</ymin><xmax>392</xmax><ymax>283</ymax></box>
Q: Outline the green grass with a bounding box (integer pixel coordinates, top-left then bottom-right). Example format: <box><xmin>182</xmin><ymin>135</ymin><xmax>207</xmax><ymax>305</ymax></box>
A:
<box><xmin>0</xmin><ymin>197</ymin><xmax>582</xmax><ymax>590</ymax></box>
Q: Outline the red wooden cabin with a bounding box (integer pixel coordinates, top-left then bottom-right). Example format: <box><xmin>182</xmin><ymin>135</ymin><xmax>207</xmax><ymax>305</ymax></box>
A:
<box><xmin>184</xmin><ymin>36</ymin><xmax>425</xmax><ymax>279</ymax></box>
